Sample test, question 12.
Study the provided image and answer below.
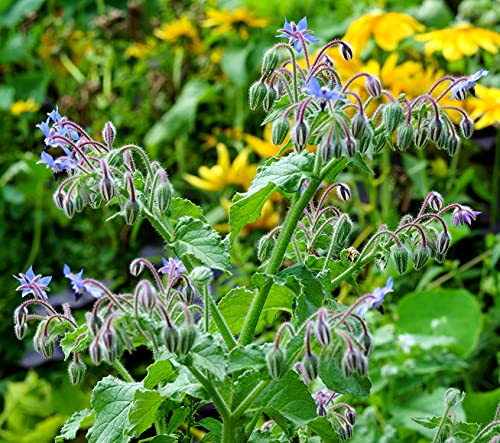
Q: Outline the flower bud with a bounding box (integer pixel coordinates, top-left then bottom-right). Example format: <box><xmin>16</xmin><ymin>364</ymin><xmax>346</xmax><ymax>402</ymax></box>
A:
<box><xmin>189</xmin><ymin>266</ymin><xmax>212</xmax><ymax>287</ymax></box>
<box><xmin>447</xmin><ymin>135</ymin><xmax>460</xmax><ymax>156</ymax></box>
<box><xmin>336</xmin><ymin>184</ymin><xmax>351</xmax><ymax>202</ymax></box>
<box><xmin>302</xmin><ymin>353</ymin><xmax>319</xmax><ymax>381</ymax></box>
<box><xmin>102</xmin><ymin>329</ymin><xmax>115</xmax><ymax>352</ymax></box>
<box><xmin>345</xmin><ymin>138</ymin><xmax>357</xmax><ymax>158</ymax></box>
<box><xmin>124</xmin><ymin>200</ymin><xmax>140</xmax><ymax>225</ymax></box>
<box><xmin>340</xmin><ymin>43</ymin><xmax>353</xmax><ymax>61</ymax></box>
<box><xmin>332</xmin><ymin>137</ymin><xmax>344</xmax><ymax>158</ymax></box>
<box><xmin>382</xmin><ymin>102</ymin><xmax>404</xmax><ymax>133</ymax></box>
<box><xmin>453</xmin><ymin>87</ymin><xmax>467</xmax><ymax>101</ymax></box>
<box><xmin>445</xmin><ymin>438</ymin><xmax>456</xmax><ymax>443</ymax></box>
<box><xmin>155</xmin><ymin>182</ymin><xmax>172</xmax><ymax>213</ymax></box>
<box><xmin>397</xmin><ymin>122</ymin><xmax>415</xmax><ymax>151</ymax></box>
<box><xmin>99</xmin><ymin>177</ymin><xmax>115</xmax><ymax>202</ymax></box>
<box><xmin>429</xmin><ymin>119</ymin><xmax>443</xmax><ymax>143</ymax></box>
<box><xmin>314</xmin><ymin>311</ymin><xmax>331</xmax><ymax>348</ymax></box>
<box><xmin>53</xmin><ymin>190</ymin><xmax>65</xmax><ymax>210</ymax></box>
<box><xmin>317</xmin><ymin>404</ymin><xmax>328</xmax><ymax>416</ymax></box>
<box><xmin>129</xmin><ymin>258</ymin><xmax>145</xmax><ymax>276</ymax></box>
<box><xmin>33</xmin><ymin>321</ymin><xmax>45</xmax><ymax>353</ymax></box>
<box><xmin>444</xmin><ymin>388</ymin><xmax>464</xmax><ymax>408</ymax></box>
<box><xmin>319</xmin><ymin>135</ymin><xmax>334</xmax><ymax>163</ymax></box>
<box><xmin>15</xmin><ymin>323</ymin><xmax>27</xmax><ymax>340</ymax></box>
<box><xmin>87</xmin><ymin>313</ymin><xmax>104</xmax><ymax>336</ymax></box>
<box><xmin>162</xmin><ymin>324</ymin><xmax>180</xmax><ymax>353</ymax></box>
<box><xmin>372</xmin><ymin>134</ymin><xmax>387</xmax><ymax>153</ymax></box>
<box><xmin>14</xmin><ymin>306</ymin><xmax>28</xmax><ymax>328</ymax></box>
<box><xmin>345</xmin><ymin>407</ymin><xmax>356</xmax><ymax>425</ymax></box>
<box><xmin>102</xmin><ymin>121</ymin><xmax>116</xmax><ymax>147</ymax></box>
<box><xmin>428</xmin><ymin>192</ymin><xmax>444</xmax><ymax>211</ymax></box>
<box><xmin>63</xmin><ymin>196</ymin><xmax>75</xmax><ymax>219</ymax></box>
<box><xmin>365</xmin><ymin>75</ymin><xmax>382</xmax><ymax>98</ymax></box>
<box><xmin>181</xmin><ymin>282</ymin><xmax>196</xmax><ymax>305</ymax></box>
<box><xmin>459</xmin><ymin>116</ymin><xmax>474</xmax><ymax>139</ymax></box>
<box><xmin>68</xmin><ymin>359</ymin><xmax>86</xmax><ymax>386</ymax></box>
<box><xmin>248</xmin><ymin>81</ymin><xmax>268</xmax><ymax>110</ymax></box>
<box><xmin>355</xmin><ymin>353</ymin><xmax>368</xmax><ymax>376</ymax></box>
<box><xmin>40</xmin><ymin>337</ymin><xmax>55</xmax><ymax>359</ymax></box>
<box><xmin>413</xmin><ymin>244</ymin><xmax>430</xmax><ymax>270</ymax></box>
<box><xmin>357</xmin><ymin>134</ymin><xmax>372</xmax><ymax>154</ymax></box>
<box><xmin>271</xmin><ymin>118</ymin><xmax>290</xmax><ymax>145</ymax></box>
<box><xmin>436</xmin><ymin>231</ymin><xmax>451</xmax><ymax>255</ymax></box>
<box><xmin>263</xmin><ymin>86</ymin><xmax>278</xmax><ymax>112</ymax></box>
<box><xmin>392</xmin><ymin>244</ymin><xmax>410</xmax><ymax>274</ymax></box>
<box><xmin>266</xmin><ymin>347</ymin><xmax>285</xmax><ymax>379</ymax></box>
<box><xmin>360</xmin><ymin>332</ymin><xmax>373</xmax><ymax>357</ymax></box>
<box><xmin>89</xmin><ymin>341</ymin><xmax>103</xmax><ymax>364</ymax></box>
<box><xmin>178</xmin><ymin>324</ymin><xmax>197</xmax><ymax>355</ymax></box>
<box><xmin>261</xmin><ymin>47</ymin><xmax>281</xmax><ymax>77</ymax></box>
<box><xmin>74</xmin><ymin>193</ymin><xmax>85</xmax><ymax>213</ymax></box>
<box><xmin>333</xmin><ymin>214</ymin><xmax>353</xmax><ymax>250</ymax></box>
<box><xmin>136</xmin><ymin>280</ymin><xmax>157</xmax><ymax>311</ymax></box>
<box><xmin>414</xmin><ymin>127</ymin><xmax>428</xmax><ymax>150</ymax></box>
<box><xmin>258</xmin><ymin>234</ymin><xmax>275</xmax><ymax>263</ymax></box>
<box><xmin>351</xmin><ymin>114</ymin><xmax>369</xmax><ymax>139</ymax></box>
<box><xmin>292</xmin><ymin>121</ymin><xmax>309</xmax><ymax>152</ymax></box>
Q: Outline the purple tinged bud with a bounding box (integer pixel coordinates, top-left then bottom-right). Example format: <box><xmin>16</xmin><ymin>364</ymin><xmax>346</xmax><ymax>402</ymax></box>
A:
<box><xmin>437</xmin><ymin>231</ymin><xmax>451</xmax><ymax>255</ymax></box>
<box><xmin>100</xmin><ymin>177</ymin><xmax>115</xmax><ymax>202</ymax></box>
<box><xmin>271</xmin><ymin>117</ymin><xmax>290</xmax><ymax>146</ymax></box>
<box><xmin>89</xmin><ymin>341</ymin><xmax>103</xmax><ymax>364</ymax></box>
<box><xmin>319</xmin><ymin>135</ymin><xmax>334</xmax><ymax>162</ymax></box>
<box><xmin>162</xmin><ymin>324</ymin><xmax>180</xmax><ymax>353</ymax></box>
<box><xmin>365</xmin><ymin>75</ymin><xmax>382</xmax><ymax>98</ymax></box>
<box><xmin>53</xmin><ymin>190</ymin><xmax>65</xmax><ymax>210</ymax></box>
<box><xmin>40</xmin><ymin>336</ymin><xmax>55</xmax><ymax>359</ymax></box>
<box><xmin>460</xmin><ymin>116</ymin><xmax>474</xmax><ymax>139</ymax></box>
<box><xmin>124</xmin><ymin>200</ymin><xmax>141</xmax><ymax>225</ymax></box>
<box><xmin>292</xmin><ymin>121</ymin><xmax>309</xmax><ymax>152</ymax></box>
<box><xmin>266</xmin><ymin>347</ymin><xmax>286</xmax><ymax>379</ymax></box>
<box><xmin>74</xmin><ymin>194</ymin><xmax>85</xmax><ymax>213</ymax></box>
<box><xmin>129</xmin><ymin>259</ymin><xmax>145</xmax><ymax>276</ymax></box>
<box><xmin>87</xmin><ymin>313</ymin><xmax>104</xmax><ymax>336</ymax></box>
<box><xmin>336</xmin><ymin>184</ymin><xmax>351</xmax><ymax>202</ymax></box>
<box><xmin>345</xmin><ymin>138</ymin><xmax>357</xmax><ymax>158</ymax></box>
<box><xmin>397</xmin><ymin>122</ymin><xmax>415</xmax><ymax>151</ymax></box>
<box><xmin>392</xmin><ymin>244</ymin><xmax>410</xmax><ymax>275</ymax></box>
<box><xmin>317</xmin><ymin>404</ymin><xmax>328</xmax><ymax>416</ymax></box>
<box><xmin>15</xmin><ymin>323</ymin><xmax>27</xmax><ymax>340</ymax></box>
<box><xmin>102</xmin><ymin>121</ymin><xmax>116</xmax><ymax>148</ymax></box>
<box><xmin>345</xmin><ymin>407</ymin><xmax>356</xmax><ymax>425</ymax></box>
<box><xmin>314</xmin><ymin>310</ymin><xmax>331</xmax><ymax>348</ymax></box>
<box><xmin>14</xmin><ymin>306</ymin><xmax>28</xmax><ymax>328</ymax></box>
<box><xmin>360</xmin><ymin>332</ymin><xmax>373</xmax><ymax>357</ymax></box>
<box><xmin>136</xmin><ymin>280</ymin><xmax>157</xmax><ymax>311</ymax></box>
<box><xmin>429</xmin><ymin>192</ymin><xmax>444</xmax><ymax>211</ymax></box>
<box><xmin>355</xmin><ymin>353</ymin><xmax>368</xmax><ymax>376</ymax></box>
<box><xmin>340</xmin><ymin>42</ymin><xmax>353</xmax><ymax>61</ymax></box>
<box><xmin>68</xmin><ymin>359</ymin><xmax>86</xmax><ymax>386</ymax></box>
<box><xmin>302</xmin><ymin>353</ymin><xmax>319</xmax><ymax>381</ymax></box>
<box><xmin>429</xmin><ymin>119</ymin><xmax>443</xmax><ymax>143</ymax></box>
<box><xmin>102</xmin><ymin>329</ymin><xmax>115</xmax><ymax>352</ymax></box>
<box><xmin>181</xmin><ymin>282</ymin><xmax>196</xmax><ymax>305</ymax></box>
<box><xmin>249</xmin><ymin>81</ymin><xmax>268</xmax><ymax>110</ymax></box>
<box><xmin>333</xmin><ymin>137</ymin><xmax>344</xmax><ymax>158</ymax></box>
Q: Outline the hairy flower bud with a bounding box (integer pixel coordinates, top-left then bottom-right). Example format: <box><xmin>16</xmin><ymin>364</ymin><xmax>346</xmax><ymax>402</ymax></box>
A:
<box><xmin>459</xmin><ymin>116</ymin><xmax>474</xmax><ymax>139</ymax></box>
<box><xmin>162</xmin><ymin>324</ymin><xmax>180</xmax><ymax>353</ymax></box>
<box><xmin>302</xmin><ymin>353</ymin><xmax>319</xmax><ymax>381</ymax></box>
<box><xmin>447</xmin><ymin>135</ymin><xmax>460</xmax><ymax>156</ymax></box>
<box><xmin>358</xmin><ymin>134</ymin><xmax>372</xmax><ymax>154</ymax></box>
<box><xmin>40</xmin><ymin>336</ymin><xmax>55</xmax><ymax>359</ymax></box>
<box><xmin>249</xmin><ymin>81</ymin><xmax>268</xmax><ymax>110</ymax></box>
<box><xmin>155</xmin><ymin>181</ymin><xmax>172</xmax><ymax>213</ymax></box>
<box><xmin>413</xmin><ymin>244</ymin><xmax>430</xmax><ymax>270</ymax></box>
<box><xmin>87</xmin><ymin>313</ymin><xmax>104</xmax><ymax>336</ymax></box>
<box><xmin>263</xmin><ymin>86</ymin><xmax>278</xmax><ymax>112</ymax></box>
<box><xmin>397</xmin><ymin>122</ymin><xmax>415</xmax><ymax>151</ymax></box>
<box><xmin>99</xmin><ymin>177</ymin><xmax>115</xmax><ymax>203</ymax></box>
<box><xmin>129</xmin><ymin>258</ymin><xmax>145</xmax><ymax>276</ymax></box>
<box><xmin>414</xmin><ymin>127</ymin><xmax>428</xmax><ymax>150</ymax></box>
<box><xmin>68</xmin><ymin>358</ymin><xmax>86</xmax><ymax>386</ymax></box>
<box><xmin>261</xmin><ymin>47</ymin><xmax>281</xmax><ymax>77</ymax></box>
<box><xmin>178</xmin><ymin>324</ymin><xmax>197</xmax><ymax>355</ymax></box>
<box><xmin>189</xmin><ymin>266</ymin><xmax>212</xmax><ymax>287</ymax></box>
<box><xmin>89</xmin><ymin>341</ymin><xmax>103</xmax><ymax>364</ymax></box>
<box><xmin>428</xmin><ymin>192</ymin><xmax>444</xmax><ymax>211</ymax></box>
<box><xmin>351</xmin><ymin>114</ymin><xmax>369</xmax><ymax>139</ymax></box>
<box><xmin>437</xmin><ymin>231</ymin><xmax>451</xmax><ymax>255</ymax></box>
<box><xmin>15</xmin><ymin>323</ymin><xmax>27</xmax><ymax>340</ymax></box>
<box><xmin>392</xmin><ymin>244</ymin><xmax>410</xmax><ymax>274</ymax></box>
<box><xmin>360</xmin><ymin>332</ymin><xmax>373</xmax><ymax>357</ymax></box>
<box><xmin>444</xmin><ymin>388</ymin><xmax>464</xmax><ymax>408</ymax></box>
<box><xmin>314</xmin><ymin>310</ymin><xmax>331</xmax><ymax>348</ymax></box>
<box><xmin>319</xmin><ymin>135</ymin><xmax>334</xmax><ymax>163</ymax></box>
<box><xmin>124</xmin><ymin>200</ymin><xmax>140</xmax><ymax>225</ymax></box>
<box><xmin>430</xmin><ymin>119</ymin><xmax>445</xmax><ymax>144</ymax></box>
<box><xmin>292</xmin><ymin>121</ymin><xmax>309</xmax><ymax>152</ymax></box>
<box><xmin>74</xmin><ymin>194</ymin><xmax>85</xmax><ymax>213</ymax></box>
<box><xmin>181</xmin><ymin>282</ymin><xmax>196</xmax><ymax>305</ymax></box>
<box><xmin>333</xmin><ymin>214</ymin><xmax>353</xmax><ymax>250</ymax></box>
<box><xmin>332</xmin><ymin>136</ymin><xmax>344</xmax><ymax>158</ymax></box>
<box><xmin>102</xmin><ymin>329</ymin><xmax>115</xmax><ymax>352</ymax></box>
<box><xmin>345</xmin><ymin>407</ymin><xmax>356</xmax><ymax>425</ymax></box>
<box><xmin>136</xmin><ymin>280</ymin><xmax>156</xmax><ymax>311</ymax></box>
<box><xmin>382</xmin><ymin>102</ymin><xmax>404</xmax><ymax>133</ymax></box>
<box><xmin>336</xmin><ymin>184</ymin><xmax>351</xmax><ymax>202</ymax></box>
<box><xmin>271</xmin><ymin>118</ymin><xmax>290</xmax><ymax>146</ymax></box>
<box><xmin>365</xmin><ymin>75</ymin><xmax>382</xmax><ymax>98</ymax></box>
<box><xmin>14</xmin><ymin>306</ymin><xmax>28</xmax><ymax>328</ymax></box>
<box><xmin>63</xmin><ymin>196</ymin><xmax>75</xmax><ymax>219</ymax></box>
<box><xmin>344</xmin><ymin>138</ymin><xmax>357</xmax><ymax>158</ymax></box>
<box><xmin>53</xmin><ymin>190</ymin><xmax>65</xmax><ymax>210</ymax></box>
<box><xmin>266</xmin><ymin>347</ymin><xmax>285</xmax><ymax>379</ymax></box>
<box><xmin>102</xmin><ymin>121</ymin><xmax>116</xmax><ymax>148</ymax></box>
<box><xmin>317</xmin><ymin>404</ymin><xmax>328</xmax><ymax>417</ymax></box>
<box><xmin>258</xmin><ymin>234</ymin><xmax>275</xmax><ymax>263</ymax></box>
<box><xmin>340</xmin><ymin>43</ymin><xmax>353</xmax><ymax>61</ymax></box>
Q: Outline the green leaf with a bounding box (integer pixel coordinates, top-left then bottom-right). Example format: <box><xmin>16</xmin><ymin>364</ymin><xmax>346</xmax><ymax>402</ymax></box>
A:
<box><xmin>149</xmin><ymin>436</ymin><xmax>177</xmax><ymax>443</ymax></box>
<box><xmin>227</xmin><ymin>343</ymin><xmax>270</xmax><ymax>373</ymax></box>
<box><xmin>127</xmin><ymin>389</ymin><xmax>164</xmax><ymax>437</ymax></box>
<box><xmin>308</xmin><ymin>417</ymin><xmax>342</xmax><ymax>441</ymax></box>
<box><xmin>192</xmin><ymin>334</ymin><xmax>227</xmax><ymax>381</ymax></box>
<box><xmin>350</xmin><ymin>152</ymin><xmax>374</xmax><ymax>175</ymax></box>
<box><xmin>0</xmin><ymin>85</ymin><xmax>14</xmax><ymax>110</ymax></box>
<box><xmin>253</xmin><ymin>370</ymin><xmax>317</xmax><ymax>426</ymax></box>
<box><xmin>232</xmin><ymin>370</ymin><xmax>263</xmax><ymax>409</ymax></box>
<box><xmin>165</xmin><ymin>407</ymin><xmax>190</xmax><ymax>434</ymax></box>
<box><xmin>216</xmin><ymin>287</ymin><xmax>257</xmax><ymax>335</ymax></box>
<box><xmin>87</xmin><ymin>376</ymin><xmax>141</xmax><ymax>443</ymax></box>
<box><xmin>1</xmin><ymin>0</ymin><xmax>45</xmax><ymax>28</ymax></box>
<box><xmin>463</xmin><ymin>388</ymin><xmax>500</xmax><ymax>425</ymax></box>
<box><xmin>229</xmin><ymin>152</ymin><xmax>314</xmax><ymax>242</ymax></box>
<box><xmin>172</xmin><ymin>216</ymin><xmax>230</xmax><ymax>271</ymax></box>
<box><xmin>396</xmin><ymin>289</ymin><xmax>482</xmax><ymax>358</ymax></box>
<box><xmin>59</xmin><ymin>326</ymin><xmax>91</xmax><ymax>360</ymax></box>
<box><xmin>319</xmin><ymin>357</ymin><xmax>371</xmax><ymax>397</ymax></box>
<box><xmin>198</xmin><ymin>417</ymin><xmax>222</xmax><ymax>443</ymax></box>
<box><xmin>144</xmin><ymin>360</ymin><xmax>178</xmax><ymax>390</ymax></box>
<box><xmin>55</xmin><ymin>409</ymin><xmax>94</xmax><ymax>442</ymax></box>
<box><xmin>169</xmin><ymin>197</ymin><xmax>205</xmax><ymax>221</ymax></box>
<box><xmin>145</xmin><ymin>80</ymin><xmax>213</xmax><ymax>147</ymax></box>
<box><xmin>159</xmin><ymin>367</ymin><xmax>208</xmax><ymax>401</ymax></box>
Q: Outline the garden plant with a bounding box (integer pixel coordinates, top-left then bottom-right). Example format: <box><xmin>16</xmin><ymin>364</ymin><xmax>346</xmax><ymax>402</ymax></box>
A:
<box><xmin>11</xmin><ymin>14</ymin><xmax>500</xmax><ymax>443</ymax></box>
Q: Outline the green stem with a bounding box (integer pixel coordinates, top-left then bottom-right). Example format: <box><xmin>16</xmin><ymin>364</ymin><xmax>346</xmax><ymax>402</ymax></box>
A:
<box><xmin>380</xmin><ymin>147</ymin><xmax>391</xmax><ymax>221</ymax></box>
<box><xmin>431</xmin><ymin>404</ymin><xmax>451</xmax><ymax>443</ymax></box>
<box><xmin>222</xmin><ymin>417</ymin><xmax>235</xmax><ymax>443</ymax></box>
<box><xmin>232</xmin><ymin>380</ymin><xmax>269</xmax><ymax>419</ymax></box>
<box><xmin>330</xmin><ymin>253</ymin><xmax>377</xmax><ymax>289</ymax></box>
<box><xmin>470</xmin><ymin>420</ymin><xmax>500</xmax><ymax>443</ymax></box>
<box><xmin>208</xmin><ymin>296</ymin><xmax>238</xmax><ymax>349</ymax></box>
<box><xmin>202</xmin><ymin>286</ymin><xmax>210</xmax><ymax>333</ymax></box>
<box><xmin>113</xmin><ymin>359</ymin><xmax>134</xmax><ymax>382</ymax></box>
<box><xmin>189</xmin><ymin>366</ymin><xmax>231</xmax><ymax>419</ymax></box>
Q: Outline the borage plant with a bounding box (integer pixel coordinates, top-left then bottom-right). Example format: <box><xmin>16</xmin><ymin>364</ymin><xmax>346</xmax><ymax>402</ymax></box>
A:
<box><xmin>12</xmin><ymin>17</ymin><xmax>494</xmax><ymax>443</ymax></box>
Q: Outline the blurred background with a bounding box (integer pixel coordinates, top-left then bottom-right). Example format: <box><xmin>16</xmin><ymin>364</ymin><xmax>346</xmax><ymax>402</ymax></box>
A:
<box><xmin>0</xmin><ymin>0</ymin><xmax>499</xmax><ymax>441</ymax></box>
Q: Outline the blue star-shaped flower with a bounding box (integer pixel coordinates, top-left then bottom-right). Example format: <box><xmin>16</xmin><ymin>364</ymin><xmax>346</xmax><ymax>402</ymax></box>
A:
<box><xmin>159</xmin><ymin>257</ymin><xmax>186</xmax><ymax>278</ymax></box>
<box><xmin>303</xmin><ymin>76</ymin><xmax>345</xmax><ymax>102</ymax></box>
<box><xmin>357</xmin><ymin>276</ymin><xmax>393</xmax><ymax>316</ymax></box>
<box><xmin>450</xmin><ymin>69</ymin><xmax>489</xmax><ymax>100</ymax></box>
<box><xmin>13</xmin><ymin>266</ymin><xmax>52</xmax><ymax>301</ymax></box>
<box><xmin>276</xmin><ymin>17</ymin><xmax>319</xmax><ymax>53</ymax></box>
<box><xmin>37</xmin><ymin>151</ymin><xmax>77</xmax><ymax>174</ymax></box>
<box><xmin>451</xmin><ymin>206</ymin><xmax>481</xmax><ymax>227</ymax></box>
<box><xmin>64</xmin><ymin>264</ymin><xmax>102</xmax><ymax>300</ymax></box>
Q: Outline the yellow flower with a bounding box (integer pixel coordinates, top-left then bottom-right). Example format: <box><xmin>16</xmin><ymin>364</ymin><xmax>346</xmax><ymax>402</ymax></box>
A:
<box><xmin>154</xmin><ymin>15</ymin><xmax>201</xmax><ymax>52</ymax></box>
<box><xmin>201</xmin><ymin>127</ymin><xmax>243</xmax><ymax>149</ymax></box>
<box><xmin>10</xmin><ymin>98</ymin><xmax>40</xmax><ymax>115</ymax></box>
<box><xmin>184</xmin><ymin>143</ymin><xmax>257</xmax><ymax>192</ymax></box>
<box><xmin>245</xmin><ymin>124</ymin><xmax>289</xmax><ymax>157</ymax></box>
<box><xmin>415</xmin><ymin>23</ymin><xmax>500</xmax><ymax>62</ymax></box>
<box><xmin>125</xmin><ymin>41</ymin><xmax>154</xmax><ymax>59</ymax></box>
<box><xmin>343</xmin><ymin>11</ymin><xmax>424</xmax><ymax>53</ymax></box>
<box><xmin>467</xmin><ymin>85</ymin><xmax>500</xmax><ymax>129</ymax></box>
<box><xmin>203</xmin><ymin>7</ymin><xmax>268</xmax><ymax>40</ymax></box>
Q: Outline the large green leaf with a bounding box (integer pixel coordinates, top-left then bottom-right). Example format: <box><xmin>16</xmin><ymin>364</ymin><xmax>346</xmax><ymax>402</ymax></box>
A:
<box><xmin>463</xmin><ymin>388</ymin><xmax>500</xmax><ymax>425</ymax></box>
<box><xmin>396</xmin><ymin>289</ymin><xmax>482</xmax><ymax>357</ymax></box>
<box><xmin>143</xmin><ymin>360</ymin><xmax>178</xmax><ymax>390</ymax></box>
<box><xmin>172</xmin><ymin>216</ymin><xmax>230</xmax><ymax>271</ymax></box>
<box><xmin>229</xmin><ymin>152</ymin><xmax>315</xmax><ymax>242</ymax></box>
<box><xmin>127</xmin><ymin>389</ymin><xmax>164</xmax><ymax>437</ymax></box>
<box><xmin>87</xmin><ymin>376</ymin><xmax>141</xmax><ymax>443</ymax></box>
<box><xmin>55</xmin><ymin>409</ymin><xmax>94</xmax><ymax>442</ymax></box>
